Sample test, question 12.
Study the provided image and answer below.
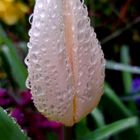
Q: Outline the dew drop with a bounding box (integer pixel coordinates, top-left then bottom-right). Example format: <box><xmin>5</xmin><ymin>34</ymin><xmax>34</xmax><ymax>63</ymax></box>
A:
<box><xmin>77</xmin><ymin>20</ymin><xmax>84</xmax><ymax>29</ymax></box>
<box><xmin>24</xmin><ymin>57</ymin><xmax>29</xmax><ymax>65</ymax></box>
<box><xmin>38</xmin><ymin>3</ymin><xmax>43</xmax><ymax>9</ymax></box>
<box><xmin>52</xmin><ymin>25</ymin><xmax>57</xmax><ymax>30</ymax></box>
<box><xmin>33</xmin><ymin>29</ymin><xmax>40</xmax><ymax>37</ymax></box>
<box><xmin>78</xmin><ymin>31</ymin><xmax>85</xmax><ymax>42</ymax></box>
<box><xmin>81</xmin><ymin>0</ymin><xmax>84</xmax><ymax>4</ymax></box>
<box><xmin>78</xmin><ymin>82</ymin><xmax>81</xmax><ymax>86</ymax></box>
<box><xmin>27</xmin><ymin>42</ymin><xmax>32</xmax><ymax>48</ymax></box>
<box><xmin>26</xmin><ymin>79</ymin><xmax>31</xmax><ymax>89</ymax></box>
<box><xmin>35</xmin><ymin>21</ymin><xmax>41</xmax><ymax>28</ymax></box>
<box><xmin>37</xmin><ymin>105</ymin><xmax>44</xmax><ymax>112</ymax></box>
<box><xmin>29</xmin><ymin>14</ymin><xmax>33</xmax><ymax>25</ymax></box>
<box><xmin>37</xmin><ymin>86</ymin><xmax>42</xmax><ymax>93</ymax></box>
<box><xmin>36</xmin><ymin>64</ymin><xmax>41</xmax><ymax>71</ymax></box>
<box><xmin>79</xmin><ymin>71</ymin><xmax>83</xmax><ymax>77</ymax></box>
<box><xmin>28</xmin><ymin>29</ymin><xmax>32</xmax><ymax>36</ymax></box>
<box><xmin>54</xmin><ymin>5</ymin><xmax>58</xmax><ymax>9</ymax></box>
<box><xmin>52</xmin><ymin>13</ymin><xmax>56</xmax><ymax>19</ymax></box>
<box><xmin>101</xmin><ymin>57</ymin><xmax>106</xmax><ymax>66</ymax></box>
<box><xmin>40</xmin><ymin>12</ymin><xmax>45</xmax><ymax>19</ymax></box>
<box><xmin>85</xmin><ymin>28</ymin><xmax>90</xmax><ymax>39</ymax></box>
<box><xmin>90</xmin><ymin>53</ymin><xmax>96</xmax><ymax>64</ymax></box>
<box><xmin>31</xmin><ymin>54</ymin><xmax>38</xmax><ymax>62</ymax></box>
<box><xmin>50</xmin><ymin>105</ymin><xmax>54</xmax><ymax>109</ymax></box>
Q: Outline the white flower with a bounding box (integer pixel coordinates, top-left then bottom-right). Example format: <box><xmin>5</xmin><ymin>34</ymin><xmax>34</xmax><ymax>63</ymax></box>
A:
<box><xmin>25</xmin><ymin>0</ymin><xmax>105</xmax><ymax>126</ymax></box>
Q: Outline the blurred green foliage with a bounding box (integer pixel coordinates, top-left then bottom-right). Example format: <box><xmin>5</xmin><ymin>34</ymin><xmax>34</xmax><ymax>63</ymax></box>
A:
<box><xmin>0</xmin><ymin>0</ymin><xmax>140</xmax><ymax>140</ymax></box>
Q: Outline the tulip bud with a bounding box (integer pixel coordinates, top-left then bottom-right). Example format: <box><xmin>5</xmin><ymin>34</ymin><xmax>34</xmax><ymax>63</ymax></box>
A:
<box><xmin>25</xmin><ymin>0</ymin><xmax>105</xmax><ymax>126</ymax></box>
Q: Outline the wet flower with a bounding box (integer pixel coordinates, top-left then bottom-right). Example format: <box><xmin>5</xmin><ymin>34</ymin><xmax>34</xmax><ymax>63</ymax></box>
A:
<box><xmin>0</xmin><ymin>0</ymin><xmax>29</xmax><ymax>25</ymax></box>
<box><xmin>25</xmin><ymin>0</ymin><xmax>105</xmax><ymax>126</ymax></box>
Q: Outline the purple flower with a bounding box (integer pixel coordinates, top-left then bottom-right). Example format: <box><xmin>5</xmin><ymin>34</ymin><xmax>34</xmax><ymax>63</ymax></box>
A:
<box><xmin>131</xmin><ymin>78</ymin><xmax>140</xmax><ymax>107</ymax></box>
<box><xmin>1</xmin><ymin>88</ymin><xmax>64</xmax><ymax>140</ymax></box>
<box><xmin>131</xmin><ymin>78</ymin><xmax>140</xmax><ymax>93</ymax></box>
<box><xmin>0</xmin><ymin>88</ymin><xmax>15</xmax><ymax>107</ymax></box>
<box><xmin>11</xmin><ymin>107</ymin><xmax>26</xmax><ymax>125</ymax></box>
<box><xmin>18</xmin><ymin>90</ymin><xmax>32</xmax><ymax>106</ymax></box>
<box><xmin>0</xmin><ymin>88</ymin><xmax>7</xmax><ymax>97</ymax></box>
<box><xmin>29</xmin><ymin>113</ymin><xmax>62</xmax><ymax>129</ymax></box>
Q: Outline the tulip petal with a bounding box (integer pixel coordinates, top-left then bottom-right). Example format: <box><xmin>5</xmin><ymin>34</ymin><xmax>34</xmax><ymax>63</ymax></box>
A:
<box><xmin>25</xmin><ymin>0</ymin><xmax>105</xmax><ymax>126</ymax></box>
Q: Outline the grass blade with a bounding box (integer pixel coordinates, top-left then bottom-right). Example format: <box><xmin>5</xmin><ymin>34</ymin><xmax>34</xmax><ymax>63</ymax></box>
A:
<box><xmin>104</xmin><ymin>83</ymin><xmax>132</xmax><ymax>117</ymax></box>
<box><xmin>120</xmin><ymin>45</ymin><xmax>137</xmax><ymax>114</ymax></box>
<box><xmin>79</xmin><ymin>117</ymin><xmax>138</xmax><ymax>140</ymax></box>
<box><xmin>0</xmin><ymin>25</ymin><xmax>27</xmax><ymax>90</ymax></box>
<box><xmin>75</xmin><ymin>118</ymin><xmax>90</xmax><ymax>139</ymax></box>
<box><xmin>91</xmin><ymin>108</ymin><xmax>105</xmax><ymax>128</ymax></box>
<box><xmin>120</xmin><ymin>45</ymin><xmax>132</xmax><ymax>93</ymax></box>
<box><xmin>0</xmin><ymin>45</ymin><xmax>27</xmax><ymax>90</ymax></box>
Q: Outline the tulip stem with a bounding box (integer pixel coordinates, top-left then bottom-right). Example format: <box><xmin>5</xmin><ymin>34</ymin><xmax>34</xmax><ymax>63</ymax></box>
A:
<box><xmin>64</xmin><ymin>126</ymin><xmax>73</xmax><ymax>140</ymax></box>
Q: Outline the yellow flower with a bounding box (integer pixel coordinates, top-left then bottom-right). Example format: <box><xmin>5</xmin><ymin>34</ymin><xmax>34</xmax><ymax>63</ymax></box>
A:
<box><xmin>0</xmin><ymin>0</ymin><xmax>29</xmax><ymax>25</ymax></box>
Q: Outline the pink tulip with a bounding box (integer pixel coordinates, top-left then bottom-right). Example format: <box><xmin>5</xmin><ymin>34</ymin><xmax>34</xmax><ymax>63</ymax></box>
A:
<box><xmin>25</xmin><ymin>0</ymin><xmax>105</xmax><ymax>126</ymax></box>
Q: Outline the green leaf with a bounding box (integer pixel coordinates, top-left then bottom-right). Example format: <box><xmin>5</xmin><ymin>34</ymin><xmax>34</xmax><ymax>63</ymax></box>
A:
<box><xmin>75</xmin><ymin>118</ymin><xmax>90</xmax><ymax>138</ymax></box>
<box><xmin>79</xmin><ymin>117</ymin><xmax>138</xmax><ymax>140</ymax></box>
<box><xmin>91</xmin><ymin>108</ymin><xmax>105</xmax><ymax>128</ymax></box>
<box><xmin>0</xmin><ymin>107</ymin><xmax>29</xmax><ymax>140</ymax></box>
<box><xmin>120</xmin><ymin>45</ymin><xmax>137</xmax><ymax>114</ymax></box>
<box><xmin>0</xmin><ymin>25</ymin><xmax>27</xmax><ymax>90</ymax></box>
<box><xmin>0</xmin><ymin>45</ymin><xmax>27</xmax><ymax>90</ymax></box>
<box><xmin>104</xmin><ymin>83</ymin><xmax>132</xmax><ymax>117</ymax></box>
<box><xmin>47</xmin><ymin>132</ymin><xmax>59</xmax><ymax>140</ymax></box>
<box><xmin>120</xmin><ymin>45</ymin><xmax>132</xmax><ymax>93</ymax></box>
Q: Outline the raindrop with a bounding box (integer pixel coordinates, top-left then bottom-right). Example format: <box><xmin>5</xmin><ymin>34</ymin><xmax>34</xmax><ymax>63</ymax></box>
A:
<box><xmin>37</xmin><ymin>105</ymin><xmax>44</xmax><ymax>112</ymax></box>
<box><xmin>81</xmin><ymin>0</ymin><xmax>84</xmax><ymax>4</ymax></box>
<box><xmin>90</xmin><ymin>53</ymin><xmax>96</xmax><ymax>64</ymax></box>
<box><xmin>24</xmin><ymin>57</ymin><xmax>29</xmax><ymax>65</ymax></box>
<box><xmin>78</xmin><ymin>31</ymin><xmax>85</xmax><ymax>42</ymax></box>
<box><xmin>27</xmin><ymin>42</ymin><xmax>32</xmax><ymax>48</ymax></box>
<box><xmin>87</xmin><ymin>82</ymin><xmax>91</xmax><ymax>90</ymax></box>
<box><xmin>85</xmin><ymin>28</ymin><xmax>90</xmax><ymax>39</ymax></box>
<box><xmin>52</xmin><ymin>13</ymin><xmax>56</xmax><ymax>19</ymax></box>
<box><xmin>35</xmin><ymin>21</ymin><xmax>41</xmax><ymax>28</ymax></box>
<box><xmin>50</xmin><ymin>105</ymin><xmax>54</xmax><ymax>109</ymax></box>
<box><xmin>54</xmin><ymin>5</ymin><xmax>58</xmax><ymax>9</ymax></box>
<box><xmin>40</xmin><ymin>12</ymin><xmax>45</xmax><ymax>19</ymax></box>
<box><xmin>38</xmin><ymin>3</ymin><xmax>43</xmax><ymax>9</ymax></box>
<box><xmin>28</xmin><ymin>29</ymin><xmax>32</xmax><ymax>36</ymax></box>
<box><xmin>32</xmin><ymin>53</ymin><xmax>37</xmax><ymax>60</ymax></box>
<box><xmin>33</xmin><ymin>29</ymin><xmax>40</xmax><ymax>37</ymax></box>
<box><xmin>52</xmin><ymin>25</ymin><xmax>57</xmax><ymax>30</ymax></box>
<box><xmin>79</xmin><ymin>71</ymin><xmax>83</xmax><ymax>77</ymax></box>
<box><xmin>36</xmin><ymin>64</ymin><xmax>41</xmax><ymax>71</ymax></box>
<box><xmin>101</xmin><ymin>57</ymin><xmax>106</xmax><ymax>66</ymax></box>
<box><xmin>37</xmin><ymin>86</ymin><xmax>42</xmax><ymax>94</ymax></box>
<box><xmin>89</xmin><ymin>65</ymin><xmax>94</xmax><ymax>74</ymax></box>
<box><xmin>26</xmin><ymin>79</ymin><xmax>31</xmax><ymax>89</ymax></box>
<box><xmin>78</xmin><ymin>82</ymin><xmax>81</xmax><ymax>86</ymax></box>
<box><xmin>29</xmin><ymin>14</ymin><xmax>33</xmax><ymax>25</ymax></box>
<box><xmin>77</xmin><ymin>20</ymin><xmax>84</xmax><ymax>29</ymax></box>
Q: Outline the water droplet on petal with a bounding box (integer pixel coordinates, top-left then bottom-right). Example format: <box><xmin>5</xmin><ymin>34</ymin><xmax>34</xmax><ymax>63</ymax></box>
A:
<box><xmin>29</xmin><ymin>14</ymin><xmax>33</xmax><ymax>25</ymax></box>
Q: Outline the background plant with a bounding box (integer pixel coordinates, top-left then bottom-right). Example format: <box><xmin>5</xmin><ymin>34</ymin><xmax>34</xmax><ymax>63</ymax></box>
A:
<box><xmin>0</xmin><ymin>0</ymin><xmax>140</xmax><ymax>140</ymax></box>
